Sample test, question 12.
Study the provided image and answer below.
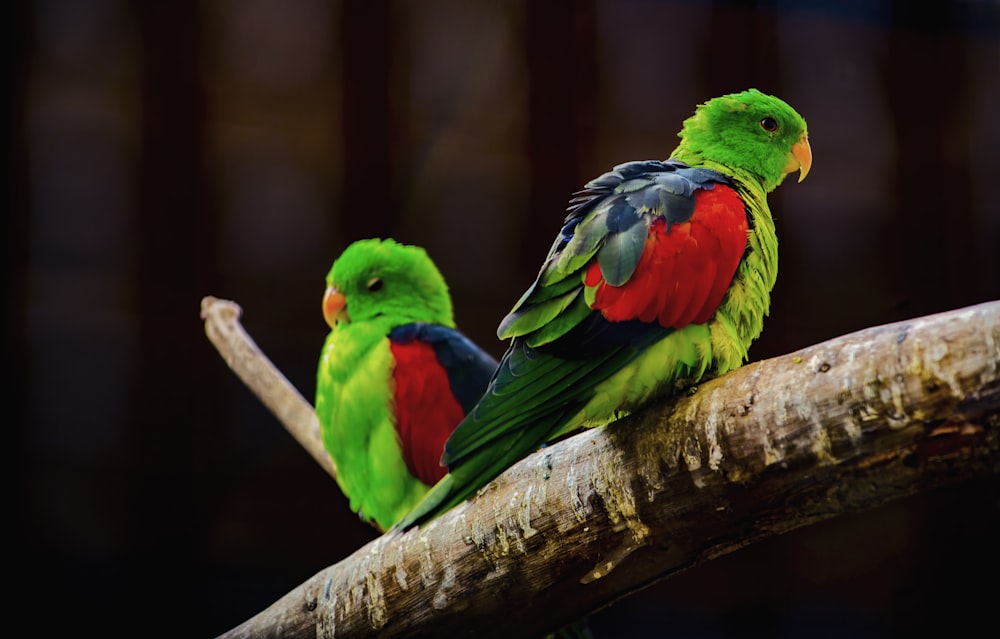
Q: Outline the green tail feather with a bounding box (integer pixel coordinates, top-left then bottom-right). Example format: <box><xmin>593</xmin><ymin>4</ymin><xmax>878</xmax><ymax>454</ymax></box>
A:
<box><xmin>393</xmin><ymin>442</ymin><xmax>539</xmax><ymax>531</ymax></box>
<box><xmin>390</xmin><ymin>474</ymin><xmax>456</xmax><ymax>532</ymax></box>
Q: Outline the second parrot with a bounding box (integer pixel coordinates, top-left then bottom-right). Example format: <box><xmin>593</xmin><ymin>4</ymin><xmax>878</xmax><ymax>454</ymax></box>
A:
<box><xmin>315</xmin><ymin>238</ymin><xmax>498</xmax><ymax>531</ymax></box>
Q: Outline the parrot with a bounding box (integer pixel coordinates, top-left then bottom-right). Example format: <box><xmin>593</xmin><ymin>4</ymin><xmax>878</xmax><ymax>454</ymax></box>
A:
<box><xmin>393</xmin><ymin>88</ymin><xmax>812</xmax><ymax>532</ymax></box>
<box><xmin>315</xmin><ymin>237</ymin><xmax>499</xmax><ymax>532</ymax></box>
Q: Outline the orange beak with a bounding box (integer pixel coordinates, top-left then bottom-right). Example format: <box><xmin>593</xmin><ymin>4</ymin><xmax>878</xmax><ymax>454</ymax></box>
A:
<box><xmin>322</xmin><ymin>286</ymin><xmax>348</xmax><ymax>328</ymax></box>
<box><xmin>785</xmin><ymin>132</ymin><xmax>812</xmax><ymax>183</ymax></box>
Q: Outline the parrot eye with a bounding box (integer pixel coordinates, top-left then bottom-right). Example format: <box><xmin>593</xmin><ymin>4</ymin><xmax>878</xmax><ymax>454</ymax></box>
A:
<box><xmin>366</xmin><ymin>277</ymin><xmax>384</xmax><ymax>292</ymax></box>
<box><xmin>760</xmin><ymin>117</ymin><xmax>779</xmax><ymax>132</ymax></box>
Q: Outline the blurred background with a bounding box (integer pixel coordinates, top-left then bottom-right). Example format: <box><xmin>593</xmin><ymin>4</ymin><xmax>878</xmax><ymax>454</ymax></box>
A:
<box><xmin>8</xmin><ymin>0</ymin><xmax>1000</xmax><ymax>637</ymax></box>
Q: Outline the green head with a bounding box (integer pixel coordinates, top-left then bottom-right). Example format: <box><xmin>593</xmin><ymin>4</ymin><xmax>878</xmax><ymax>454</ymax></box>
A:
<box><xmin>671</xmin><ymin>88</ymin><xmax>811</xmax><ymax>193</ymax></box>
<box><xmin>322</xmin><ymin>238</ymin><xmax>455</xmax><ymax>331</ymax></box>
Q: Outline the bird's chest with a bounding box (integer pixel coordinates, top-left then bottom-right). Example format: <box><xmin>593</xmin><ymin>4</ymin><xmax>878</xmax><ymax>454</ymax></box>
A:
<box><xmin>320</xmin><ymin>325</ymin><xmax>395</xmax><ymax>420</ymax></box>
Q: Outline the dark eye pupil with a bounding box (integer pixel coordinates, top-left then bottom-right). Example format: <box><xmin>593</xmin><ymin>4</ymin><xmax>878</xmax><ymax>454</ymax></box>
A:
<box><xmin>367</xmin><ymin>277</ymin><xmax>383</xmax><ymax>292</ymax></box>
<box><xmin>761</xmin><ymin>117</ymin><xmax>778</xmax><ymax>132</ymax></box>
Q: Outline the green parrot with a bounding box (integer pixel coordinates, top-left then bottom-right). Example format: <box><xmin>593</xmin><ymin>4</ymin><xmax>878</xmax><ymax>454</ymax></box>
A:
<box><xmin>315</xmin><ymin>238</ymin><xmax>499</xmax><ymax>532</ymax></box>
<box><xmin>394</xmin><ymin>88</ymin><xmax>812</xmax><ymax>531</ymax></box>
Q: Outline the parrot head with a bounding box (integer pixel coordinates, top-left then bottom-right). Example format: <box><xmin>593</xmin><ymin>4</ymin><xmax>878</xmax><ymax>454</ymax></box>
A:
<box><xmin>672</xmin><ymin>88</ymin><xmax>811</xmax><ymax>193</ymax></box>
<box><xmin>322</xmin><ymin>238</ymin><xmax>456</xmax><ymax>331</ymax></box>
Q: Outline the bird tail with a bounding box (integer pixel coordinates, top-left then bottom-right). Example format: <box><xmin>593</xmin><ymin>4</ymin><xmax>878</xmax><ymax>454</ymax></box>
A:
<box><xmin>390</xmin><ymin>473</ymin><xmax>457</xmax><ymax>532</ymax></box>
<box><xmin>392</xmin><ymin>446</ymin><xmax>538</xmax><ymax>532</ymax></box>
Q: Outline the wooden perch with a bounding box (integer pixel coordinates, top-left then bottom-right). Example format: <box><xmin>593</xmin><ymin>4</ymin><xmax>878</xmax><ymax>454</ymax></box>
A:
<box><xmin>204</xmin><ymin>299</ymin><xmax>1000</xmax><ymax>639</ymax></box>
<box><xmin>201</xmin><ymin>296</ymin><xmax>337</xmax><ymax>481</ymax></box>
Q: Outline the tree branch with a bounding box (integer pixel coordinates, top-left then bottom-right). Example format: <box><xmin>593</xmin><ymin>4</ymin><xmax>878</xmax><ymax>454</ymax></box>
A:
<box><xmin>201</xmin><ymin>295</ymin><xmax>337</xmax><ymax>481</ymax></box>
<box><xmin>207</xmin><ymin>300</ymin><xmax>1000</xmax><ymax>639</ymax></box>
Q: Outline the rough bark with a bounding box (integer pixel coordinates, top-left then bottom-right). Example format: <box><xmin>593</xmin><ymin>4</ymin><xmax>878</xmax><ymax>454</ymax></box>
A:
<box><xmin>206</xmin><ymin>299</ymin><xmax>1000</xmax><ymax>639</ymax></box>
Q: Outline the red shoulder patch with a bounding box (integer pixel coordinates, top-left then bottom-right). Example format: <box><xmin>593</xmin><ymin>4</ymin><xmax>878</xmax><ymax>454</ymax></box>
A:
<box><xmin>586</xmin><ymin>184</ymin><xmax>749</xmax><ymax>329</ymax></box>
<box><xmin>389</xmin><ymin>339</ymin><xmax>465</xmax><ymax>486</ymax></box>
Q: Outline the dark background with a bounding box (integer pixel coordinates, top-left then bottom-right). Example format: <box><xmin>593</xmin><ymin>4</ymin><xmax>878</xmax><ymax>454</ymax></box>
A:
<box><xmin>8</xmin><ymin>1</ymin><xmax>1000</xmax><ymax>637</ymax></box>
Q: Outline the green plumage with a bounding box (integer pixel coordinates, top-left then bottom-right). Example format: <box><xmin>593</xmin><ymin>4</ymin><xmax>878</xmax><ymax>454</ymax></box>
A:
<box><xmin>394</xmin><ymin>89</ymin><xmax>811</xmax><ymax>531</ymax></box>
<box><xmin>315</xmin><ymin>238</ymin><xmax>457</xmax><ymax>531</ymax></box>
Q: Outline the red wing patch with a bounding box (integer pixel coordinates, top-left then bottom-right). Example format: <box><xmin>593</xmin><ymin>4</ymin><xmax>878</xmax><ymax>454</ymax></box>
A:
<box><xmin>389</xmin><ymin>340</ymin><xmax>465</xmax><ymax>486</ymax></box>
<box><xmin>585</xmin><ymin>185</ymin><xmax>749</xmax><ymax>329</ymax></box>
